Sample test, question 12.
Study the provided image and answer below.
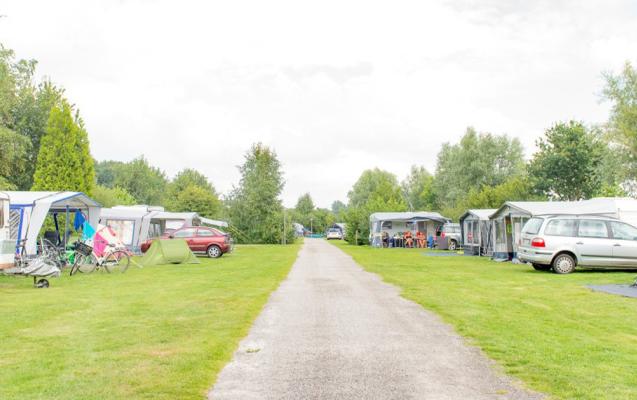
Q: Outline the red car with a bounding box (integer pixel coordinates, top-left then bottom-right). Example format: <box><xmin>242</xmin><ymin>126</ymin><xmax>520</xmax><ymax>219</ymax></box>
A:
<box><xmin>141</xmin><ymin>226</ymin><xmax>232</xmax><ymax>258</ymax></box>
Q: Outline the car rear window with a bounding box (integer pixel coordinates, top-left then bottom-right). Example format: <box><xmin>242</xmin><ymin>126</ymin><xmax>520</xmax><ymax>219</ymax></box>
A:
<box><xmin>544</xmin><ymin>219</ymin><xmax>577</xmax><ymax>237</ymax></box>
<box><xmin>522</xmin><ymin>218</ymin><xmax>544</xmax><ymax>235</ymax></box>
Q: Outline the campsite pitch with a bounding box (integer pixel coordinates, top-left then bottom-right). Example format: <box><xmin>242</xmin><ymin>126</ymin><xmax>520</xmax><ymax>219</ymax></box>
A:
<box><xmin>0</xmin><ymin>244</ymin><xmax>300</xmax><ymax>400</ymax></box>
<box><xmin>332</xmin><ymin>241</ymin><xmax>637</xmax><ymax>400</ymax></box>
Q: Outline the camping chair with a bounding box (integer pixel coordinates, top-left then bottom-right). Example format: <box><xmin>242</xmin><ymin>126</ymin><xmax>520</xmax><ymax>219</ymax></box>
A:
<box><xmin>44</xmin><ymin>230</ymin><xmax>61</xmax><ymax>246</ymax></box>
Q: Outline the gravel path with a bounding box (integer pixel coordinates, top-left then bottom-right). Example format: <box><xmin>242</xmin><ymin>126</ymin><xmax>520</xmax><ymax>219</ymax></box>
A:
<box><xmin>209</xmin><ymin>238</ymin><xmax>542</xmax><ymax>400</ymax></box>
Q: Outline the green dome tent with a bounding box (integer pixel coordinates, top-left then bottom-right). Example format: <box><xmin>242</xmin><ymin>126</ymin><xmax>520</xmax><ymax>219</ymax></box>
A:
<box><xmin>140</xmin><ymin>239</ymin><xmax>200</xmax><ymax>266</ymax></box>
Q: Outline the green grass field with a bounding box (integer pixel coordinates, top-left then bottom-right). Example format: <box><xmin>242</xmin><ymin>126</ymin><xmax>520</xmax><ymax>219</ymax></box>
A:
<box><xmin>0</xmin><ymin>244</ymin><xmax>300</xmax><ymax>400</ymax></box>
<box><xmin>332</xmin><ymin>240</ymin><xmax>637</xmax><ymax>400</ymax></box>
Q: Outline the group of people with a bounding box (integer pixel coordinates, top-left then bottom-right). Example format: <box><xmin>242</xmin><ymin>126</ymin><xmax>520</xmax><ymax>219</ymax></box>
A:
<box><xmin>381</xmin><ymin>230</ymin><xmax>432</xmax><ymax>248</ymax></box>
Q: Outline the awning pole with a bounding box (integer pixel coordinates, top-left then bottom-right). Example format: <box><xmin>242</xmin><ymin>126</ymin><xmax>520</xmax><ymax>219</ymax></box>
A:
<box><xmin>64</xmin><ymin>206</ymin><xmax>69</xmax><ymax>248</ymax></box>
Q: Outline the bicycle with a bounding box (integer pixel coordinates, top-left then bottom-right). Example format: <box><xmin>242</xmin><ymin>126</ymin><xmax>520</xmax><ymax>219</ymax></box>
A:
<box><xmin>70</xmin><ymin>241</ymin><xmax>130</xmax><ymax>275</ymax></box>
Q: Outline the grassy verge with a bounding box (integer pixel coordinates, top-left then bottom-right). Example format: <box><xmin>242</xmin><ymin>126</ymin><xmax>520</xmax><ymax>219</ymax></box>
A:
<box><xmin>332</xmin><ymin>240</ymin><xmax>637</xmax><ymax>400</ymax></box>
<box><xmin>0</xmin><ymin>243</ymin><xmax>300</xmax><ymax>400</ymax></box>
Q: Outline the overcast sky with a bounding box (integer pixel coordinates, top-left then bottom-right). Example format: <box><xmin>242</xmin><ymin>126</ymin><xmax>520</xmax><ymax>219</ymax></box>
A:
<box><xmin>1</xmin><ymin>1</ymin><xmax>636</xmax><ymax>208</ymax></box>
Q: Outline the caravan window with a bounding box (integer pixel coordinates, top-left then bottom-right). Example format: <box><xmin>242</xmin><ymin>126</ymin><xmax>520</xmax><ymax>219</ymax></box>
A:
<box><xmin>106</xmin><ymin>219</ymin><xmax>134</xmax><ymax>245</ymax></box>
<box><xmin>381</xmin><ymin>221</ymin><xmax>392</xmax><ymax>230</ymax></box>
<box><xmin>148</xmin><ymin>221</ymin><xmax>162</xmax><ymax>238</ymax></box>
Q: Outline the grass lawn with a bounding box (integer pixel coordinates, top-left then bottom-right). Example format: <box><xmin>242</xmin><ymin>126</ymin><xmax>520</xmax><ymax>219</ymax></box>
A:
<box><xmin>332</xmin><ymin>240</ymin><xmax>637</xmax><ymax>400</ymax></box>
<box><xmin>0</xmin><ymin>243</ymin><xmax>300</xmax><ymax>400</ymax></box>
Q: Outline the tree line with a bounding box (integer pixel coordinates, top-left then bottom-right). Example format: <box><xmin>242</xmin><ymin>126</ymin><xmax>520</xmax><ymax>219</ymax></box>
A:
<box><xmin>2</xmin><ymin>41</ymin><xmax>636</xmax><ymax>245</ymax></box>
<box><xmin>0</xmin><ymin>43</ymin><xmax>292</xmax><ymax>244</ymax></box>
<box><xmin>338</xmin><ymin>61</ymin><xmax>637</xmax><ymax>244</ymax></box>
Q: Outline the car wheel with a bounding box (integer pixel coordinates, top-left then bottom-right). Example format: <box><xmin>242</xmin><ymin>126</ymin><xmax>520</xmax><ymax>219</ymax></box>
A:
<box><xmin>449</xmin><ymin>240</ymin><xmax>457</xmax><ymax>251</ymax></box>
<box><xmin>552</xmin><ymin>253</ymin><xmax>575</xmax><ymax>274</ymax></box>
<box><xmin>532</xmin><ymin>263</ymin><xmax>552</xmax><ymax>271</ymax></box>
<box><xmin>207</xmin><ymin>245</ymin><xmax>222</xmax><ymax>258</ymax></box>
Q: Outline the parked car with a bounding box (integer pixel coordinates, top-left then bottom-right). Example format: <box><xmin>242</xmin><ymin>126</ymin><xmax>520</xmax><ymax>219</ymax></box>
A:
<box><xmin>141</xmin><ymin>226</ymin><xmax>232</xmax><ymax>258</ymax></box>
<box><xmin>436</xmin><ymin>223</ymin><xmax>462</xmax><ymax>250</ymax></box>
<box><xmin>518</xmin><ymin>215</ymin><xmax>637</xmax><ymax>273</ymax></box>
<box><xmin>326</xmin><ymin>228</ymin><xmax>343</xmax><ymax>240</ymax></box>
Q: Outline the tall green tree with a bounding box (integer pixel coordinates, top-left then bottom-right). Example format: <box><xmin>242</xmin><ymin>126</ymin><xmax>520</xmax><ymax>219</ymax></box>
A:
<box><xmin>331</xmin><ymin>200</ymin><xmax>347</xmax><ymax>217</ymax></box>
<box><xmin>31</xmin><ymin>102</ymin><xmax>94</xmax><ymax>194</ymax></box>
<box><xmin>95</xmin><ymin>160</ymin><xmax>125</xmax><ymax>188</ymax></box>
<box><xmin>112</xmin><ymin>156</ymin><xmax>167</xmax><ymax>205</ymax></box>
<box><xmin>603</xmin><ymin>61</ymin><xmax>637</xmax><ymax>161</ymax></box>
<box><xmin>0</xmin><ymin>44</ymin><xmax>64</xmax><ymax>189</ymax></box>
<box><xmin>0</xmin><ymin>126</ymin><xmax>31</xmax><ymax>190</ymax></box>
<box><xmin>433</xmin><ymin>128</ymin><xmax>525</xmax><ymax>208</ymax></box>
<box><xmin>168</xmin><ymin>168</ymin><xmax>214</xmax><ymax>193</ymax></box>
<box><xmin>169</xmin><ymin>184</ymin><xmax>222</xmax><ymax>218</ymax></box>
<box><xmin>163</xmin><ymin>168</ymin><xmax>221</xmax><ymax>215</ymax></box>
<box><xmin>92</xmin><ymin>185</ymin><xmax>136</xmax><ymax>207</ymax></box>
<box><xmin>227</xmin><ymin>143</ymin><xmax>293</xmax><ymax>244</ymax></box>
<box><xmin>528</xmin><ymin>121</ymin><xmax>604</xmax><ymax>200</ymax></box>
<box><xmin>401</xmin><ymin>165</ymin><xmax>436</xmax><ymax>211</ymax></box>
<box><xmin>293</xmin><ymin>193</ymin><xmax>315</xmax><ymax>229</ymax></box>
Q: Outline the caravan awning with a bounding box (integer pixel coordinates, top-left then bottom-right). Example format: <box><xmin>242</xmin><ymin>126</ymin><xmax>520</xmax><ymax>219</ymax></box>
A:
<box><xmin>5</xmin><ymin>191</ymin><xmax>101</xmax><ymax>255</ymax></box>
<box><xmin>200</xmin><ymin>217</ymin><xmax>228</xmax><ymax>228</ymax></box>
<box><xmin>369</xmin><ymin>211</ymin><xmax>450</xmax><ymax>224</ymax></box>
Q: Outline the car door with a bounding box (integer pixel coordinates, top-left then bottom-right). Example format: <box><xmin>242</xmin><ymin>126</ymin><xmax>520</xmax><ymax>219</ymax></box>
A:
<box><xmin>575</xmin><ymin>219</ymin><xmax>613</xmax><ymax>266</ymax></box>
<box><xmin>609</xmin><ymin>221</ymin><xmax>637</xmax><ymax>267</ymax></box>
<box><xmin>195</xmin><ymin>228</ymin><xmax>216</xmax><ymax>252</ymax></box>
<box><xmin>172</xmin><ymin>228</ymin><xmax>197</xmax><ymax>251</ymax></box>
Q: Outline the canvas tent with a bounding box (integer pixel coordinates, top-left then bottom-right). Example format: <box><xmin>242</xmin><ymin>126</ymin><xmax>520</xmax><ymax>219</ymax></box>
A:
<box><xmin>0</xmin><ymin>192</ymin><xmax>12</xmax><ymax>269</ymax></box>
<box><xmin>369</xmin><ymin>211</ymin><xmax>450</xmax><ymax>247</ymax></box>
<box><xmin>140</xmin><ymin>239</ymin><xmax>200</xmax><ymax>266</ymax></box>
<box><xmin>2</xmin><ymin>191</ymin><xmax>100</xmax><ymax>256</ymax></box>
<box><xmin>100</xmin><ymin>206</ymin><xmax>229</xmax><ymax>254</ymax></box>
<box><xmin>489</xmin><ymin>197</ymin><xmax>637</xmax><ymax>260</ymax></box>
<box><xmin>459</xmin><ymin>209</ymin><xmax>497</xmax><ymax>256</ymax></box>
<box><xmin>99</xmin><ymin>206</ymin><xmax>163</xmax><ymax>253</ymax></box>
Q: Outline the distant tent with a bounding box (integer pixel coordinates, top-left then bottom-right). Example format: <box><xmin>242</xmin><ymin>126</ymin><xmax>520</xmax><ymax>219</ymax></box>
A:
<box><xmin>140</xmin><ymin>239</ymin><xmax>200</xmax><ymax>266</ymax></box>
<box><xmin>459</xmin><ymin>209</ymin><xmax>496</xmax><ymax>256</ymax></box>
<box><xmin>369</xmin><ymin>211</ymin><xmax>450</xmax><ymax>247</ymax></box>
<box><xmin>0</xmin><ymin>192</ymin><xmax>12</xmax><ymax>269</ymax></box>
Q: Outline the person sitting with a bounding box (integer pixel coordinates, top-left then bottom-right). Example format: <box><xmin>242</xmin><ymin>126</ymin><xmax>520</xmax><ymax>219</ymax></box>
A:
<box><xmin>416</xmin><ymin>231</ymin><xmax>426</xmax><ymax>248</ymax></box>
<box><xmin>392</xmin><ymin>232</ymin><xmax>401</xmax><ymax>248</ymax></box>
<box><xmin>381</xmin><ymin>231</ymin><xmax>389</xmax><ymax>248</ymax></box>
<box><xmin>404</xmin><ymin>230</ymin><xmax>414</xmax><ymax>248</ymax></box>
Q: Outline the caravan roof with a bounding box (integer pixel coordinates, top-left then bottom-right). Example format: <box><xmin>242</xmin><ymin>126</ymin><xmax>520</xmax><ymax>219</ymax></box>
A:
<box><xmin>490</xmin><ymin>198</ymin><xmax>637</xmax><ymax>226</ymax></box>
<box><xmin>4</xmin><ymin>191</ymin><xmax>101</xmax><ymax>255</ymax></box>
<box><xmin>6</xmin><ymin>191</ymin><xmax>100</xmax><ymax>210</ymax></box>
<box><xmin>459</xmin><ymin>209</ymin><xmax>497</xmax><ymax>222</ymax></box>
<box><xmin>370</xmin><ymin>211</ymin><xmax>450</xmax><ymax>224</ymax></box>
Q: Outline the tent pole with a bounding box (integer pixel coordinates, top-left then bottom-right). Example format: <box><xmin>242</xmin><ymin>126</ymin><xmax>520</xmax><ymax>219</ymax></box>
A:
<box><xmin>64</xmin><ymin>206</ymin><xmax>69</xmax><ymax>249</ymax></box>
<box><xmin>53</xmin><ymin>213</ymin><xmax>60</xmax><ymax>244</ymax></box>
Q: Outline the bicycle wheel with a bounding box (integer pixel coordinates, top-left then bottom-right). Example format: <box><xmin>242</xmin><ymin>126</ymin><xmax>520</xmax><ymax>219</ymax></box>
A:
<box><xmin>40</xmin><ymin>238</ymin><xmax>66</xmax><ymax>268</ymax></box>
<box><xmin>70</xmin><ymin>253</ymin><xmax>97</xmax><ymax>275</ymax></box>
<box><xmin>103</xmin><ymin>250</ymin><xmax>130</xmax><ymax>273</ymax></box>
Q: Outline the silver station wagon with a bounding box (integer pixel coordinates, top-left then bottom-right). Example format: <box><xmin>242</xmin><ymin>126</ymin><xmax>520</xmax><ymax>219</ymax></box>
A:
<box><xmin>518</xmin><ymin>215</ymin><xmax>637</xmax><ymax>274</ymax></box>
